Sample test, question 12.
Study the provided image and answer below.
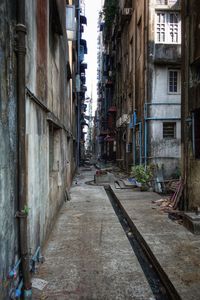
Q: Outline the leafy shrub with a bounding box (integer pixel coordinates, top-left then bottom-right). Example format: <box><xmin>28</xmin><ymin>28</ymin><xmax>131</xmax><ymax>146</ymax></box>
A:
<box><xmin>131</xmin><ymin>165</ymin><xmax>153</xmax><ymax>185</ymax></box>
<box><xmin>103</xmin><ymin>0</ymin><xmax>118</xmax><ymax>35</ymax></box>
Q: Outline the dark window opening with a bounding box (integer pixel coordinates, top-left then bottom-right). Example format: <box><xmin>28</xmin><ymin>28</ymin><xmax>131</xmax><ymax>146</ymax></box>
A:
<box><xmin>163</xmin><ymin>122</ymin><xmax>176</xmax><ymax>139</ymax></box>
<box><xmin>193</xmin><ymin>109</ymin><xmax>200</xmax><ymax>159</ymax></box>
<box><xmin>49</xmin><ymin>123</ymin><xmax>60</xmax><ymax>172</ymax></box>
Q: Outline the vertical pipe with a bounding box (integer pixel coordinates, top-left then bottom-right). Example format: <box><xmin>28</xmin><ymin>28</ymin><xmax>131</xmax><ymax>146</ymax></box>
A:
<box><xmin>144</xmin><ymin>104</ymin><xmax>147</xmax><ymax>167</ymax></box>
<box><xmin>16</xmin><ymin>0</ymin><xmax>32</xmax><ymax>298</ymax></box>
<box><xmin>139</xmin><ymin>122</ymin><xmax>142</xmax><ymax>165</ymax></box>
<box><xmin>144</xmin><ymin>0</ymin><xmax>149</xmax><ymax>168</ymax></box>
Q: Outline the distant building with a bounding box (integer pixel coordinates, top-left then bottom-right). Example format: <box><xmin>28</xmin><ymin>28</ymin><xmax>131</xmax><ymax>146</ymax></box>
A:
<box><xmin>97</xmin><ymin>0</ymin><xmax>181</xmax><ymax>178</ymax></box>
<box><xmin>182</xmin><ymin>0</ymin><xmax>200</xmax><ymax>209</ymax></box>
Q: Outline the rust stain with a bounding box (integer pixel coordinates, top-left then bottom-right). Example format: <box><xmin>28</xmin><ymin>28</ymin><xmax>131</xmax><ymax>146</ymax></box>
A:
<box><xmin>36</xmin><ymin>0</ymin><xmax>48</xmax><ymax>102</ymax></box>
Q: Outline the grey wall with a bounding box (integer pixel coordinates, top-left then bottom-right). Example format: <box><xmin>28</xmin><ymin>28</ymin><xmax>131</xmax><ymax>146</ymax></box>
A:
<box><xmin>0</xmin><ymin>1</ymin><xmax>77</xmax><ymax>298</ymax></box>
<box><xmin>25</xmin><ymin>0</ymin><xmax>76</xmax><ymax>252</ymax></box>
<box><xmin>0</xmin><ymin>1</ymin><xmax>19</xmax><ymax>298</ymax></box>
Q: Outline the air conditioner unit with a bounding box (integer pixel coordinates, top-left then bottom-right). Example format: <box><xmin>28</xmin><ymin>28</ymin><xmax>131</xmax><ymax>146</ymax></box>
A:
<box><xmin>122</xmin><ymin>8</ymin><xmax>133</xmax><ymax>16</ymax></box>
<box><xmin>122</xmin><ymin>114</ymin><xmax>130</xmax><ymax>124</ymax></box>
<box><xmin>116</xmin><ymin>117</ymin><xmax>122</xmax><ymax>128</ymax></box>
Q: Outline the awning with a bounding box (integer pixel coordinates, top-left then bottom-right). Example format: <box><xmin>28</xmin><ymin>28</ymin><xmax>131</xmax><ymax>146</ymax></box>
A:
<box><xmin>108</xmin><ymin>106</ymin><xmax>117</xmax><ymax>112</ymax></box>
<box><xmin>80</xmin><ymin>39</ymin><xmax>87</xmax><ymax>54</ymax></box>
<box><xmin>98</xmin><ymin>130</ymin><xmax>109</xmax><ymax>136</ymax></box>
<box><xmin>80</xmin><ymin>15</ymin><xmax>87</xmax><ymax>25</ymax></box>
<box><xmin>104</xmin><ymin>135</ymin><xmax>115</xmax><ymax>142</ymax></box>
<box><xmin>80</xmin><ymin>63</ymin><xmax>87</xmax><ymax>72</ymax></box>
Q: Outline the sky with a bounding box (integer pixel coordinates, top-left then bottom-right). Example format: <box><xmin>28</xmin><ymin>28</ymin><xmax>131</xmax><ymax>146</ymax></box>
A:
<box><xmin>82</xmin><ymin>0</ymin><xmax>103</xmax><ymax>114</ymax></box>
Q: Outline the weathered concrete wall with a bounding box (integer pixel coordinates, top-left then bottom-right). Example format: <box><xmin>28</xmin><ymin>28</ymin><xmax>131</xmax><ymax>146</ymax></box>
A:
<box><xmin>182</xmin><ymin>0</ymin><xmax>200</xmax><ymax>208</ymax></box>
<box><xmin>25</xmin><ymin>0</ymin><xmax>76</xmax><ymax>252</ymax></box>
<box><xmin>0</xmin><ymin>2</ymin><xmax>18</xmax><ymax>298</ymax></box>
<box><xmin>0</xmin><ymin>0</ymin><xmax>77</xmax><ymax>297</ymax></box>
<box><xmin>188</xmin><ymin>160</ymin><xmax>200</xmax><ymax>208</ymax></box>
<box><xmin>153</xmin><ymin>66</ymin><xmax>181</xmax><ymax>103</ymax></box>
<box><xmin>148</xmin><ymin>3</ymin><xmax>181</xmax><ymax>177</ymax></box>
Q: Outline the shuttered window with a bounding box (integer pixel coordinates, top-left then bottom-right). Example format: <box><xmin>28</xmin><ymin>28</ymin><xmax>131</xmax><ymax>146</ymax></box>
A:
<box><xmin>163</xmin><ymin>122</ymin><xmax>176</xmax><ymax>139</ymax></box>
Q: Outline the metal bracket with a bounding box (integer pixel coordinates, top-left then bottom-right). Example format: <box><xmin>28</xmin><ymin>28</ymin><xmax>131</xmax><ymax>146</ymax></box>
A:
<box><xmin>15</xmin><ymin>211</ymin><xmax>28</xmax><ymax>218</ymax></box>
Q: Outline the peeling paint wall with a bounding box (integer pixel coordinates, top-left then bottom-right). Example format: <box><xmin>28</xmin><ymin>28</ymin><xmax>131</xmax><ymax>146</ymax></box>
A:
<box><xmin>0</xmin><ymin>2</ymin><xmax>18</xmax><ymax>298</ymax></box>
<box><xmin>25</xmin><ymin>0</ymin><xmax>76</xmax><ymax>252</ymax></box>
<box><xmin>0</xmin><ymin>0</ymin><xmax>77</xmax><ymax>297</ymax></box>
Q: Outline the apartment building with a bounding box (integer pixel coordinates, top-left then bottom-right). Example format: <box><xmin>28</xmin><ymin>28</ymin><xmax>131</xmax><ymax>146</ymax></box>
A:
<box><xmin>97</xmin><ymin>0</ymin><xmax>181</xmax><ymax>177</ymax></box>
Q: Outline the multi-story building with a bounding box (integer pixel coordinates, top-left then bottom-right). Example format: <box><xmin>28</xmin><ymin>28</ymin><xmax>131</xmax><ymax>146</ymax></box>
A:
<box><xmin>97</xmin><ymin>0</ymin><xmax>181</xmax><ymax>178</ymax></box>
<box><xmin>182</xmin><ymin>0</ymin><xmax>200</xmax><ymax>209</ymax></box>
<box><xmin>96</xmin><ymin>7</ymin><xmax>117</xmax><ymax>163</ymax></box>
<box><xmin>0</xmin><ymin>1</ymin><xmax>82</xmax><ymax>298</ymax></box>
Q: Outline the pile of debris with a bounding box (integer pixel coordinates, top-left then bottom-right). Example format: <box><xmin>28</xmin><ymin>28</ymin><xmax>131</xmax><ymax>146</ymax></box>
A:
<box><xmin>152</xmin><ymin>179</ymin><xmax>184</xmax><ymax>212</ymax></box>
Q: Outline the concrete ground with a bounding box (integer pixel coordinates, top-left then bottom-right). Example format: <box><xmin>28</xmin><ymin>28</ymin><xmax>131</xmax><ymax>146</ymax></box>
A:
<box><xmin>111</xmin><ymin>187</ymin><xmax>200</xmax><ymax>300</ymax></box>
<box><xmin>33</xmin><ymin>169</ymin><xmax>155</xmax><ymax>300</ymax></box>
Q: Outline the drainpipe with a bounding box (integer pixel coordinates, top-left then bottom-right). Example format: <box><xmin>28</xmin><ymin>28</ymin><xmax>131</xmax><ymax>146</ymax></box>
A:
<box><xmin>144</xmin><ymin>104</ymin><xmax>148</xmax><ymax>168</ymax></box>
<box><xmin>139</xmin><ymin>122</ymin><xmax>142</xmax><ymax>165</ymax></box>
<box><xmin>16</xmin><ymin>0</ymin><xmax>32</xmax><ymax>298</ymax></box>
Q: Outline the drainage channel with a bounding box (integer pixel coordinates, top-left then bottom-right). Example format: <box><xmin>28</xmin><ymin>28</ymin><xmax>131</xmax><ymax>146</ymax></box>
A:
<box><xmin>104</xmin><ymin>186</ymin><xmax>181</xmax><ymax>300</ymax></box>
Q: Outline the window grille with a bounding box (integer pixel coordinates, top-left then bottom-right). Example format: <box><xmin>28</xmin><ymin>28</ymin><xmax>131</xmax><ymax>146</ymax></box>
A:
<box><xmin>163</xmin><ymin>122</ymin><xmax>176</xmax><ymax>138</ymax></box>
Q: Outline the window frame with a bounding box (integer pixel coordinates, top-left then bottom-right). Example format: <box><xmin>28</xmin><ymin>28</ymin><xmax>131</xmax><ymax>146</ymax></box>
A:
<box><xmin>156</xmin><ymin>1</ymin><xmax>180</xmax><ymax>6</ymax></box>
<box><xmin>168</xmin><ymin>69</ymin><xmax>181</xmax><ymax>94</ymax></box>
<box><xmin>155</xmin><ymin>11</ymin><xmax>181</xmax><ymax>44</ymax></box>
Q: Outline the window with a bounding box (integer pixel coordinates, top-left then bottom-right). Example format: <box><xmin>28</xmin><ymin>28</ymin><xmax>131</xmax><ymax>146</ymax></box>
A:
<box><xmin>156</xmin><ymin>12</ymin><xmax>181</xmax><ymax>43</ymax></box>
<box><xmin>193</xmin><ymin>109</ymin><xmax>200</xmax><ymax>159</ymax></box>
<box><xmin>163</xmin><ymin>122</ymin><xmax>176</xmax><ymax>138</ymax></box>
<box><xmin>49</xmin><ymin>123</ymin><xmax>60</xmax><ymax>172</ymax></box>
<box><xmin>66</xmin><ymin>5</ymin><xmax>76</xmax><ymax>41</ymax></box>
<box><xmin>168</xmin><ymin>69</ymin><xmax>180</xmax><ymax>93</ymax></box>
<box><xmin>156</xmin><ymin>0</ymin><xmax>167</xmax><ymax>4</ymax></box>
<box><xmin>156</xmin><ymin>0</ymin><xmax>179</xmax><ymax>5</ymax></box>
<box><xmin>137</xmin><ymin>17</ymin><xmax>142</xmax><ymax>59</ymax></box>
<box><xmin>129</xmin><ymin>38</ymin><xmax>133</xmax><ymax>73</ymax></box>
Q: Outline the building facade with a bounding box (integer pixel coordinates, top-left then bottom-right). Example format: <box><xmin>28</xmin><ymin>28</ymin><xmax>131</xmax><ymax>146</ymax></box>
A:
<box><xmin>182</xmin><ymin>0</ymin><xmax>200</xmax><ymax>209</ymax></box>
<box><xmin>0</xmin><ymin>0</ymin><xmax>81</xmax><ymax>298</ymax></box>
<box><xmin>97</xmin><ymin>0</ymin><xmax>181</xmax><ymax>178</ymax></box>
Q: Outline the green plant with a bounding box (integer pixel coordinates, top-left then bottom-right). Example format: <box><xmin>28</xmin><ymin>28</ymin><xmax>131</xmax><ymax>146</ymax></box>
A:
<box><xmin>22</xmin><ymin>205</ymin><xmax>30</xmax><ymax>216</ymax></box>
<box><xmin>103</xmin><ymin>0</ymin><xmax>118</xmax><ymax>35</ymax></box>
<box><xmin>131</xmin><ymin>165</ymin><xmax>153</xmax><ymax>185</ymax></box>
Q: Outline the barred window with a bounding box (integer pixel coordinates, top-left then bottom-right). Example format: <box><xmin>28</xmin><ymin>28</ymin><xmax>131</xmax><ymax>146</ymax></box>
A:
<box><xmin>163</xmin><ymin>122</ymin><xmax>176</xmax><ymax>139</ymax></box>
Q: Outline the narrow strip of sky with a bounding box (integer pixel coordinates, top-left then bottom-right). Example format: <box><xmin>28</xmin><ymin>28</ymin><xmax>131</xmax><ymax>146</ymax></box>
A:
<box><xmin>83</xmin><ymin>0</ymin><xmax>103</xmax><ymax>113</ymax></box>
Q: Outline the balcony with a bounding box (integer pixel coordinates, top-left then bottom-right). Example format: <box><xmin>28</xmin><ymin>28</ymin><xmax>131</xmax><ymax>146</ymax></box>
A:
<box><xmin>154</xmin><ymin>44</ymin><xmax>181</xmax><ymax>64</ymax></box>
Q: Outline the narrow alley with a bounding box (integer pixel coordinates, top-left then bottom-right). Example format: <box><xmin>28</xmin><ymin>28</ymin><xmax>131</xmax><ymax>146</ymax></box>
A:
<box><xmin>32</xmin><ymin>167</ymin><xmax>200</xmax><ymax>300</ymax></box>
<box><xmin>32</xmin><ymin>168</ymin><xmax>156</xmax><ymax>300</ymax></box>
<box><xmin>1</xmin><ymin>0</ymin><xmax>200</xmax><ymax>299</ymax></box>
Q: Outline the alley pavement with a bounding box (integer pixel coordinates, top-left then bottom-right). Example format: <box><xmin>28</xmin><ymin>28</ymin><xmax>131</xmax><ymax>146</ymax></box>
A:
<box><xmin>33</xmin><ymin>169</ymin><xmax>155</xmax><ymax>300</ymax></box>
<box><xmin>33</xmin><ymin>167</ymin><xmax>200</xmax><ymax>300</ymax></box>
<box><xmin>110</xmin><ymin>187</ymin><xmax>200</xmax><ymax>300</ymax></box>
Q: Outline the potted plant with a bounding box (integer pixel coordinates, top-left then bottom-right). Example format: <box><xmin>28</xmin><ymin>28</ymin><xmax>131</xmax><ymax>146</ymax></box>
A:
<box><xmin>131</xmin><ymin>165</ymin><xmax>153</xmax><ymax>191</ymax></box>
